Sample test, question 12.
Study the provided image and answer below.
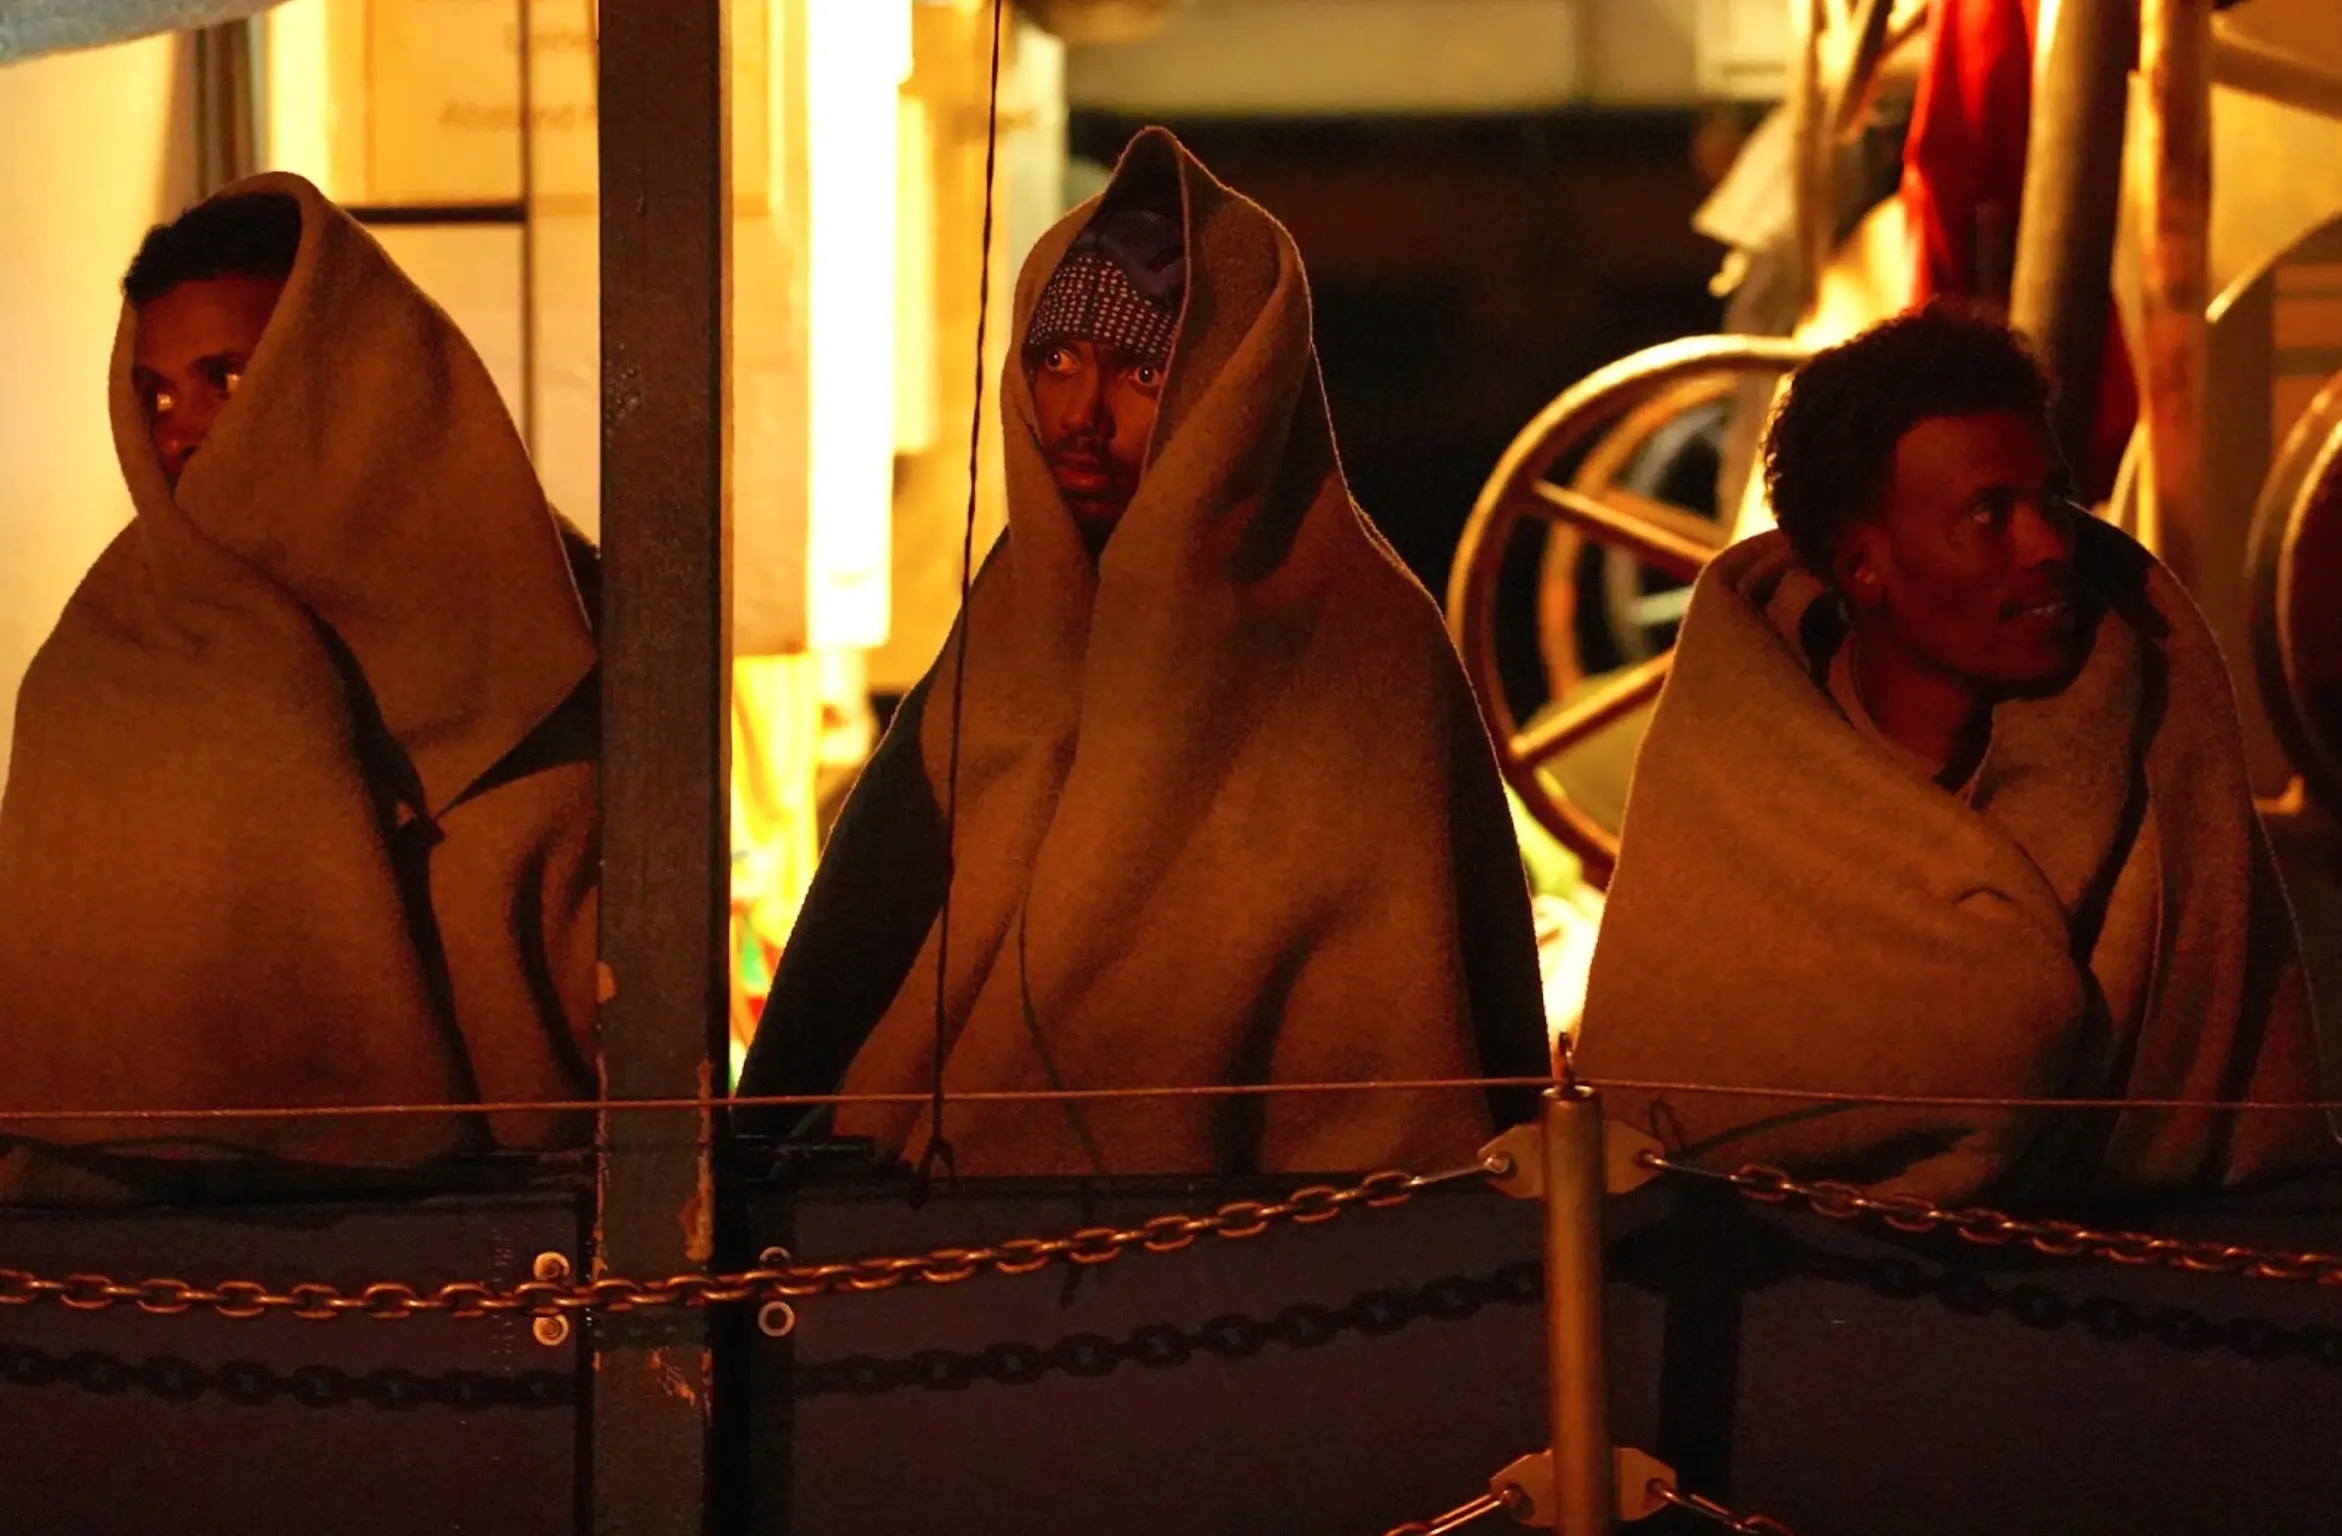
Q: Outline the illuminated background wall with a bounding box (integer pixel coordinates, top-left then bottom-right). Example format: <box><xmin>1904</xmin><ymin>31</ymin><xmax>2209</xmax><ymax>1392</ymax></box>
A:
<box><xmin>0</xmin><ymin>34</ymin><xmax>197</xmax><ymax>793</ymax></box>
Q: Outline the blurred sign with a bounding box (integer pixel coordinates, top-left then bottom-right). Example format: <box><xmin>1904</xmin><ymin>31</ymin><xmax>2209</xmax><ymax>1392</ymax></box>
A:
<box><xmin>360</xmin><ymin>0</ymin><xmax>766</xmax><ymax>211</ymax></box>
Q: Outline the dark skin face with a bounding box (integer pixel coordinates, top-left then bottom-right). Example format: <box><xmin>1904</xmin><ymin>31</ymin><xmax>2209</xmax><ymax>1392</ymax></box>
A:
<box><xmin>1029</xmin><ymin>337</ymin><xmax>1165</xmax><ymax>555</ymax></box>
<box><xmin>130</xmin><ymin>272</ymin><xmax>286</xmax><ymax>488</ymax></box>
<box><xmin>1832</xmin><ymin>410</ymin><xmax>2086</xmax><ymax>775</ymax></box>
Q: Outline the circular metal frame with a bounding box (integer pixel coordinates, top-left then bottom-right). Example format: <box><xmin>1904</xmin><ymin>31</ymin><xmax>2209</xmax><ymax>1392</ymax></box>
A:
<box><xmin>1447</xmin><ymin>337</ymin><xmax>1811</xmax><ymax>886</ymax></box>
<box><xmin>2247</xmin><ymin>370</ymin><xmax>2342</xmax><ymax>818</ymax></box>
<box><xmin>1578</xmin><ymin>375</ymin><xmax>1739</xmax><ymax>673</ymax></box>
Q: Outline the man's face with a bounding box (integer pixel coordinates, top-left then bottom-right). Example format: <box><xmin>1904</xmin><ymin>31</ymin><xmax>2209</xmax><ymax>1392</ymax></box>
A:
<box><xmin>131</xmin><ymin>272</ymin><xmax>286</xmax><ymax>488</ymax></box>
<box><xmin>1030</xmin><ymin>337</ymin><xmax>1164</xmax><ymax>551</ymax></box>
<box><xmin>1835</xmin><ymin>410</ymin><xmax>2085</xmax><ymax>693</ymax></box>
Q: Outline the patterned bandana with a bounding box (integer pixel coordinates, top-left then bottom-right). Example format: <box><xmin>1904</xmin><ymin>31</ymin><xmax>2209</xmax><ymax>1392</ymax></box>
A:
<box><xmin>1023</xmin><ymin>202</ymin><xmax>1186</xmax><ymax>371</ymax></box>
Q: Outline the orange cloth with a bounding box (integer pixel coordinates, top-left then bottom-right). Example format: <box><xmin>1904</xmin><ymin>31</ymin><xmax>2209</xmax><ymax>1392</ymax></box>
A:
<box><xmin>0</xmin><ymin>174</ymin><xmax>598</xmax><ymax>1200</ymax></box>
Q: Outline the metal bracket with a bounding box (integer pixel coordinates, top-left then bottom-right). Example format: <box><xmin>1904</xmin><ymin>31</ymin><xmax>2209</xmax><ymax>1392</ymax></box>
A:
<box><xmin>755</xmin><ymin>1246</ymin><xmax>796</xmax><ymax>1339</ymax></box>
<box><xmin>530</xmin><ymin>1253</ymin><xmax>574</xmax><ymax>1348</ymax></box>
<box><xmin>1480</xmin><ymin>1124</ymin><xmax>1545</xmax><ymax>1199</ymax></box>
<box><xmin>1487</xmin><ymin>1447</ymin><xmax>1679</xmax><ymax>1528</ymax></box>
<box><xmin>1613</xmin><ymin>1447</ymin><xmax>1676</xmax><ymax>1523</ymax></box>
<box><xmin>1478</xmin><ymin>1120</ymin><xmax>1666</xmax><ymax>1202</ymax></box>
<box><xmin>1488</xmin><ymin>1451</ymin><xmax>1552</xmax><ymax>1527</ymax></box>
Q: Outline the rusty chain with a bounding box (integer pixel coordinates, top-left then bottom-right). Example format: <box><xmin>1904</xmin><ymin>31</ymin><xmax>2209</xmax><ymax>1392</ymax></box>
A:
<box><xmin>1649</xmin><ymin>1481</ymin><xmax>1798</xmax><ymax>1535</ymax></box>
<box><xmin>1650</xmin><ymin>1154</ymin><xmax>2342</xmax><ymax>1286</ymax></box>
<box><xmin>0</xmin><ymin>1163</ymin><xmax>1486</xmax><ymax>1323</ymax></box>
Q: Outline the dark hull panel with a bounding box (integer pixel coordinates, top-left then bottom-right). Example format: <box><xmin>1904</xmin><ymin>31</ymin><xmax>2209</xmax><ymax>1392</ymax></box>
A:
<box><xmin>0</xmin><ymin>1194</ymin><xmax>584</xmax><ymax>1536</ymax></box>
<box><xmin>754</xmin><ymin>1172</ymin><xmax>2342</xmax><ymax>1536</ymax></box>
<box><xmin>2</xmin><ymin>1171</ymin><xmax>2336</xmax><ymax>1534</ymax></box>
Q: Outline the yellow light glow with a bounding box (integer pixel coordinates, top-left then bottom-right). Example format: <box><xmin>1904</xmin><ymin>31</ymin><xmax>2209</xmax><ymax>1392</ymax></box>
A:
<box><xmin>805</xmin><ymin>0</ymin><xmax>912</xmax><ymax>650</ymax></box>
<box><xmin>261</xmin><ymin>0</ymin><xmax>335</xmax><ymax>188</ymax></box>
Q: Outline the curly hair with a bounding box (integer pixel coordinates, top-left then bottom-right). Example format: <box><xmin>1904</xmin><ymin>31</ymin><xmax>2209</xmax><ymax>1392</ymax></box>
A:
<box><xmin>123</xmin><ymin>193</ymin><xmax>304</xmax><ymax>309</ymax></box>
<box><xmin>1761</xmin><ymin>302</ymin><xmax>2057</xmax><ymax>578</ymax></box>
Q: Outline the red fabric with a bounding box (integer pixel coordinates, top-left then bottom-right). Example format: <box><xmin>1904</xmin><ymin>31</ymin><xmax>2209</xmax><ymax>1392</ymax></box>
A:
<box><xmin>1900</xmin><ymin>0</ymin><xmax>2137</xmax><ymax>496</ymax></box>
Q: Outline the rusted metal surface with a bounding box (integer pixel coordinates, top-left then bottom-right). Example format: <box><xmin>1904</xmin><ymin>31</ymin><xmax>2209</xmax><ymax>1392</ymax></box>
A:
<box><xmin>2138</xmin><ymin>0</ymin><xmax>2216</xmax><ymax>587</ymax></box>
<box><xmin>595</xmin><ymin>0</ymin><xmax>732</xmax><ymax>1529</ymax></box>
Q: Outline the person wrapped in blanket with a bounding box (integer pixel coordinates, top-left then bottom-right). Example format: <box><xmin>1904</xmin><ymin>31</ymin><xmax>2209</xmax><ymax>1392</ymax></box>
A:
<box><xmin>738</xmin><ymin>128</ymin><xmax>1550</xmax><ymax>1176</ymax></box>
<box><xmin>1578</xmin><ymin>304</ymin><xmax>2337</xmax><ymax>1205</ymax></box>
<box><xmin>0</xmin><ymin>181</ymin><xmax>600</xmax><ymax>1202</ymax></box>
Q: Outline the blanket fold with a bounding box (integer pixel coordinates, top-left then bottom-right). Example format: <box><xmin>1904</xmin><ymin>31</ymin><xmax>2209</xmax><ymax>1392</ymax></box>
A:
<box><xmin>761</xmin><ymin>129</ymin><xmax>1548</xmax><ymax>1175</ymax></box>
<box><xmin>0</xmin><ymin>173</ymin><xmax>598</xmax><ymax>1200</ymax></box>
<box><xmin>1577</xmin><ymin>524</ymin><xmax>2334</xmax><ymax>1204</ymax></box>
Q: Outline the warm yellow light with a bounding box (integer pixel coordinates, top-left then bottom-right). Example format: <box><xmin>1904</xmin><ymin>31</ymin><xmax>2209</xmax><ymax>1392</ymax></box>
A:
<box><xmin>260</xmin><ymin>0</ymin><xmax>335</xmax><ymax>188</ymax></box>
<box><xmin>805</xmin><ymin>0</ymin><xmax>913</xmax><ymax>650</ymax></box>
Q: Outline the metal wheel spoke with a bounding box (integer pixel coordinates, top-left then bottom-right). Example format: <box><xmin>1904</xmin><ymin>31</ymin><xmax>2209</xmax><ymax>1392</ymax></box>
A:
<box><xmin>1515</xmin><ymin>482</ymin><xmax>1723</xmax><ymax>584</ymax></box>
<box><xmin>1450</xmin><ymin>335</ymin><xmax>1811</xmax><ymax>886</ymax></box>
<box><xmin>1626</xmin><ymin>587</ymin><xmax>1696</xmax><ymax>628</ymax></box>
<box><xmin>1514</xmin><ymin>654</ymin><xmax>1673</xmax><ymax>770</ymax></box>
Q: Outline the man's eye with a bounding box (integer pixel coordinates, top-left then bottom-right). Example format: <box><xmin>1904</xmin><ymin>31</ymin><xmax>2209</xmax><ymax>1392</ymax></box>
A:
<box><xmin>149</xmin><ymin>389</ymin><xmax>175</xmax><ymax>417</ymax></box>
<box><xmin>1132</xmin><ymin>365</ymin><xmax>1161</xmax><ymax>388</ymax></box>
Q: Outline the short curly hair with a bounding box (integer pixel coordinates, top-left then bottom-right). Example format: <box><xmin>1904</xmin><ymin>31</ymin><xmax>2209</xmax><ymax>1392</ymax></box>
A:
<box><xmin>122</xmin><ymin>193</ymin><xmax>304</xmax><ymax>309</ymax></box>
<box><xmin>1762</xmin><ymin>302</ymin><xmax>2057</xmax><ymax>578</ymax></box>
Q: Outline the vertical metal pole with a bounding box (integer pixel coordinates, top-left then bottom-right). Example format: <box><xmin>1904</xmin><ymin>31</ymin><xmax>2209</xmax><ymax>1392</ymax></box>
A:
<box><xmin>2139</xmin><ymin>0</ymin><xmax>2213</xmax><ymax>585</ymax></box>
<box><xmin>518</xmin><ymin>0</ymin><xmax>538</xmax><ymax>451</ymax></box>
<box><xmin>1784</xmin><ymin>0</ymin><xmax>1829</xmax><ymax>318</ymax></box>
<box><xmin>1544</xmin><ymin>1087</ymin><xmax>1616</xmax><ymax>1535</ymax></box>
<box><xmin>2011</xmin><ymin>0</ymin><xmax>2137</xmax><ymax>483</ymax></box>
<box><xmin>595</xmin><ymin>0</ymin><xmax>732</xmax><ymax>1531</ymax></box>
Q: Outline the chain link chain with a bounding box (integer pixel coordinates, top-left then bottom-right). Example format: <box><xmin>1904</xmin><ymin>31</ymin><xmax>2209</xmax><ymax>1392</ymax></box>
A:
<box><xmin>1653</xmin><ymin>1156</ymin><xmax>2342</xmax><ymax>1286</ymax></box>
<box><xmin>1650</xmin><ymin>1481</ymin><xmax>1798</xmax><ymax>1535</ymax></box>
<box><xmin>0</xmin><ymin>1165</ymin><xmax>1477</xmax><ymax>1323</ymax></box>
<box><xmin>1381</xmin><ymin>1488</ymin><xmax>1522</xmax><ymax>1536</ymax></box>
<box><xmin>0</xmin><ymin>1340</ymin><xmax>573</xmax><ymax>1412</ymax></box>
<box><xmin>799</xmin><ymin>1259</ymin><xmax>1538</xmax><ymax>1397</ymax></box>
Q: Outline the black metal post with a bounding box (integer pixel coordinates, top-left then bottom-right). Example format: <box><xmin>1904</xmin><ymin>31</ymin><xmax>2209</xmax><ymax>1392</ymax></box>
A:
<box><xmin>594</xmin><ymin>0</ymin><xmax>733</xmax><ymax>1531</ymax></box>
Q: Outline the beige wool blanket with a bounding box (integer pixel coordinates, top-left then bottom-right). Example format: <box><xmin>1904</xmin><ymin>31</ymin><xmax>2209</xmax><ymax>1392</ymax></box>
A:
<box><xmin>0</xmin><ymin>174</ymin><xmax>598</xmax><ymax>1200</ymax></box>
<box><xmin>1578</xmin><ymin>525</ymin><xmax>2335</xmax><ymax>1204</ymax></box>
<box><xmin>830</xmin><ymin>129</ymin><xmax>1547</xmax><ymax>1176</ymax></box>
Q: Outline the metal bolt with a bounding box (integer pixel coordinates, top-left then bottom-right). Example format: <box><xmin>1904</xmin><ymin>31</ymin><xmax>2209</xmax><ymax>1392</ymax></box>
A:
<box><xmin>533</xmin><ymin>1252</ymin><xmax>572</xmax><ymax>1283</ymax></box>
<box><xmin>757</xmin><ymin>1300</ymin><xmax>797</xmax><ymax>1340</ymax></box>
<box><xmin>533</xmin><ymin>1315</ymin><xmax>572</xmax><ymax>1348</ymax></box>
<box><xmin>758</xmin><ymin>1245</ymin><xmax>791</xmax><ymax>1268</ymax></box>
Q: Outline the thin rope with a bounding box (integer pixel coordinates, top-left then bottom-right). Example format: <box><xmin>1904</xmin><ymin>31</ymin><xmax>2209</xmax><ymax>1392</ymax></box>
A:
<box><xmin>1581</xmin><ymin>1077</ymin><xmax>2342</xmax><ymax>1113</ymax></box>
<box><xmin>9</xmin><ymin>1076</ymin><xmax>2342</xmax><ymax>1126</ymax></box>
<box><xmin>916</xmin><ymin>0</ymin><xmax>1008</xmax><ymax>1199</ymax></box>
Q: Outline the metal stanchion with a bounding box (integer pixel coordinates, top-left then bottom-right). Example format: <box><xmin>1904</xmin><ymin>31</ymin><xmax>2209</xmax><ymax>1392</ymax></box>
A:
<box><xmin>1484</xmin><ymin>1089</ymin><xmax>1669</xmax><ymax>1530</ymax></box>
<box><xmin>1543</xmin><ymin>1086</ymin><xmax>1617</xmax><ymax>1535</ymax></box>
